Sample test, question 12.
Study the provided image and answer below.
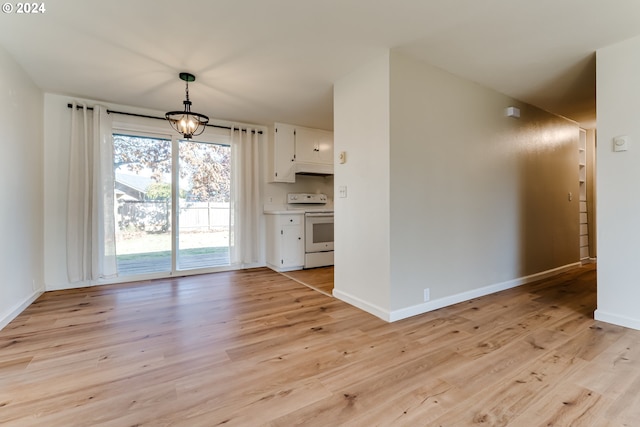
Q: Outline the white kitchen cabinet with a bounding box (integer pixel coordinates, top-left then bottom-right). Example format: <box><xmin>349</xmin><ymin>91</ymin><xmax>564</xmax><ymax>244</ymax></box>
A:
<box><xmin>265</xmin><ymin>212</ymin><xmax>304</xmax><ymax>271</ymax></box>
<box><xmin>295</xmin><ymin>127</ymin><xmax>333</xmax><ymax>165</ymax></box>
<box><xmin>268</xmin><ymin>123</ymin><xmax>333</xmax><ymax>183</ymax></box>
<box><xmin>271</xmin><ymin>123</ymin><xmax>296</xmax><ymax>183</ymax></box>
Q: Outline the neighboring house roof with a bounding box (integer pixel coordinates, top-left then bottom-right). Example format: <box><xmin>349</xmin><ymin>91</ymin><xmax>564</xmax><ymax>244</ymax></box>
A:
<box><xmin>115</xmin><ymin>172</ymin><xmax>154</xmax><ymax>193</ymax></box>
<box><xmin>115</xmin><ymin>172</ymin><xmax>158</xmax><ymax>201</ymax></box>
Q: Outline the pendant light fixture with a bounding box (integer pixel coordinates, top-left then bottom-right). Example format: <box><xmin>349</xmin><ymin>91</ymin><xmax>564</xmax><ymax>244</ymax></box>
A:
<box><xmin>165</xmin><ymin>72</ymin><xmax>209</xmax><ymax>139</ymax></box>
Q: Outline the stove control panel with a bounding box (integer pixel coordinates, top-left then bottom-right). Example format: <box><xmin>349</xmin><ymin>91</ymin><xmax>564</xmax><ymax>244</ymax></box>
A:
<box><xmin>287</xmin><ymin>193</ymin><xmax>328</xmax><ymax>204</ymax></box>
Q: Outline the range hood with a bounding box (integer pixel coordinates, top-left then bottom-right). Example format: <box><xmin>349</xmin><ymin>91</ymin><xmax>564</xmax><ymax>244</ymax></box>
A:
<box><xmin>294</xmin><ymin>162</ymin><xmax>333</xmax><ymax>176</ymax></box>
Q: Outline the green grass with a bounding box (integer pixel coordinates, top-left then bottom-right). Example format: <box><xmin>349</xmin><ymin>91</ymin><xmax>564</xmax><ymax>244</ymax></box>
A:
<box><xmin>116</xmin><ymin>246</ymin><xmax>228</xmax><ymax>261</ymax></box>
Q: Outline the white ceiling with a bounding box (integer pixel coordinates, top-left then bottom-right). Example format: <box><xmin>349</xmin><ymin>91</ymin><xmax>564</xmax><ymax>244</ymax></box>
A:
<box><xmin>2</xmin><ymin>1</ymin><xmax>640</xmax><ymax>130</ymax></box>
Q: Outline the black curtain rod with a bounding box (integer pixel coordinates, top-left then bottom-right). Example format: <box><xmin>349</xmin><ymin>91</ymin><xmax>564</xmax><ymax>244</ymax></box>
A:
<box><xmin>66</xmin><ymin>103</ymin><xmax>263</xmax><ymax>134</ymax></box>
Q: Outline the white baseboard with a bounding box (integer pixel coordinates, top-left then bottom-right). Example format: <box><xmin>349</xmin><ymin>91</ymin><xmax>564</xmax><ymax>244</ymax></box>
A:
<box><xmin>0</xmin><ymin>290</ymin><xmax>43</xmax><ymax>331</ymax></box>
<box><xmin>332</xmin><ymin>289</ymin><xmax>391</xmax><ymax>321</ymax></box>
<box><xmin>334</xmin><ymin>262</ymin><xmax>582</xmax><ymax>323</ymax></box>
<box><xmin>594</xmin><ymin>309</ymin><xmax>640</xmax><ymax>331</ymax></box>
<box><xmin>45</xmin><ymin>262</ymin><xmax>267</xmax><ymax>291</ymax></box>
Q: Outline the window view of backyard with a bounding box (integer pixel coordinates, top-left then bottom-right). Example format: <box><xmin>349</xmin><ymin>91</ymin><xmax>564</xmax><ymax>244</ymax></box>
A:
<box><xmin>178</xmin><ymin>139</ymin><xmax>231</xmax><ymax>270</ymax></box>
<box><xmin>113</xmin><ymin>134</ymin><xmax>231</xmax><ymax>276</ymax></box>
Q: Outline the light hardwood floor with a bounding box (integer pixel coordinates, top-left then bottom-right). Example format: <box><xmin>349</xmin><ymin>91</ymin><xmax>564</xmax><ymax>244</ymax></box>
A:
<box><xmin>280</xmin><ymin>266</ymin><xmax>334</xmax><ymax>296</ymax></box>
<box><xmin>1</xmin><ymin>263</ymin><xmax>639</xmax><ymax>426</ymax></box>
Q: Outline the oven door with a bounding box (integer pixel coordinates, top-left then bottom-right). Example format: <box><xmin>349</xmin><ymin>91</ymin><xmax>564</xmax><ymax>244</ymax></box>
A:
<box><xmin>305</xmin><ymin>213</ymin><xmax>334</xmax><ymax>253</ymax></box>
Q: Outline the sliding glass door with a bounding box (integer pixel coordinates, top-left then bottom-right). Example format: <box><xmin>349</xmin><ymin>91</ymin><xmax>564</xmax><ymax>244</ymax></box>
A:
<box><xmin>112</xmin><ymin>133</ymin><xmax>231</xmax><ymax>277</ymax></box>
<box><xmin>177</xmin><ymin>140</ymin><xmax>231</xmax><ymax>269</ymax></box>
<box><xmin>113</xmin><ymin>134</ymin><xmax>172</xmax><ymax>275</ymax></box>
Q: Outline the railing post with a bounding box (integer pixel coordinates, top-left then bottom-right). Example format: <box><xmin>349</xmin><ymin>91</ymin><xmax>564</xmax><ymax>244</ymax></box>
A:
<box><xmin>208</xmin><ymin>201</ymin><xmax>212</xmax><ymax>231</ymax></box>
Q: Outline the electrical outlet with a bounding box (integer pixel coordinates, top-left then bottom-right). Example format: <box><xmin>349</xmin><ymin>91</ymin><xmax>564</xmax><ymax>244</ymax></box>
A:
<box><xmin>423</xmin><ymin>288</ymin><xmax>430</xmax><ymax>302</ymax></box>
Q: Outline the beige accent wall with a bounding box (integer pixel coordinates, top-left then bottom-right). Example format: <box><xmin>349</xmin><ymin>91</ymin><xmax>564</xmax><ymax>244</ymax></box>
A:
<box><xmin>334</xmin><ymin>49</ymin><xmax>580</xmax><ymax>321</ymax></box>
<box><xmin>389</xmin><ymin>51</ymin><xmax>579</xmax><ymax>312</ymax></box>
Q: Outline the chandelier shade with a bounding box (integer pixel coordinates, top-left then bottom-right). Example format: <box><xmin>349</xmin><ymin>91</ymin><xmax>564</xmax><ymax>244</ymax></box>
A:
<box><xmin>165</xmin><ymin>72</ymin><xmax>209</xmax><ymax>139</ymax></box>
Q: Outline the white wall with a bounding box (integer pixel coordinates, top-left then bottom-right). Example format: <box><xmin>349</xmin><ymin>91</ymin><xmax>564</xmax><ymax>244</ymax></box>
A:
<box><xmin>595</xmin><ymin>35</ymin><xmax>640</xmax><ymax>330</ymax></box>
<box><xmin>0</xmin><ymin>45</ymin><xmax>44</xmax><ymax>329</ymax></box>
<box><xmin>334</xmin><ymin>50</ymin><xmax>580</xmax><ymax>321</ymax></box>
<box><xmin>44</xmin><ymin>94</ymin><xmax>271</xmax><ymax>290</ymax></box>
<box><xmin>333</xmin><ymin>52</ymin><xmax>391</xmax><ymax>317</ymax></box>
<box><xmin>43</xmin><ymin>94</ymin><xmax>330</xmax><ymax>291</ymax></box>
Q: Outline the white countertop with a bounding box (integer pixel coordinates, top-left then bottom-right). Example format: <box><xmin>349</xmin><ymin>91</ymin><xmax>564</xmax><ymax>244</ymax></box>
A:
<box><xmin>263</xmin><ymin>209</ymin><xmax>304</xmax><ymax>215</ymax></box>
<box><xmin>264</xmin><ymin>204</ymin><xmax>333</xmax><ymax>215</ymax></box>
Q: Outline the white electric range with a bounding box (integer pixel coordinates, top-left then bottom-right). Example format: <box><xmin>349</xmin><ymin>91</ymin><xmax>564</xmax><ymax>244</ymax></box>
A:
<box><xmin>287</xmin><ymin>193</ymin><xmax>334</xmax><ymax>268</ymax></box>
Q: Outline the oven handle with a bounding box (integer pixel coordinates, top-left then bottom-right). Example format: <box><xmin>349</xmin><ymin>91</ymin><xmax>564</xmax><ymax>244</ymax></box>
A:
<box><xmin>305</xmin><ymin>212</ymin><xmax>334</xmax><ymax>218</ymax></box>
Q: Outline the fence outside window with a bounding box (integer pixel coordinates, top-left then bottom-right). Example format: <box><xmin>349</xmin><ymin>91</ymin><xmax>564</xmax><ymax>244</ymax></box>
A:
<box><xmin>116</xmin><ymin>200</ymin><xmax>230</xmax><ymax>233</ymax></box>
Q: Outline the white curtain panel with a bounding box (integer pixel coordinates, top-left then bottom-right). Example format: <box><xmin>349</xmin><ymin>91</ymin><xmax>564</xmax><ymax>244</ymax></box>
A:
<box><xmin>67</xmin><ymin>103</ymin><xmax>117</xmax><ymax>282</ymax></box>
<box><xmin>91</xmin><ymin>106</ymin><xmax>117</xmax><ymax>279</ymax></box>
<box><xmin>67</xmin><ymin>103</ymin><xmax>91</xmax><ymax>282</ymax></box>
<box><xmin>230</xmin><ymin>126</ymin><xmax>261</xmax><ymax>266</ymax></box>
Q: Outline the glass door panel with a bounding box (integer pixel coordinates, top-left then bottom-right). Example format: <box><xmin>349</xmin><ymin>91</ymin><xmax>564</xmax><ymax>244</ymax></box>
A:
<box><xmin>113</xmin><ymin>134</ymin><xmax>172</xmax><ymax>275</ymax></box>
<box><xmin>177</xmin><ymin>140</ymin><xmax>231</xmax><ymax>270</ymax></box>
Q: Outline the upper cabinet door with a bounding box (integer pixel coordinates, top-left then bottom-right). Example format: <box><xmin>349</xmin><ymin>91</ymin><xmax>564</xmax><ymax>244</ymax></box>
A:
<box><xmin>295</xmin><ymin>127</ymin><xmax>333</xmax><ymax>165</ymax></box>
<box><xmin>315</xmin><ymin>129</ymin><xmax>334</xmax><ymax>164</ymax></box>
<box><xmin>294</xmin><ymin>127</ymin><xmax>319</xmax><ymax>164</ymax></box>
<box><xmin>273</xmin><ymin>123</ymin><xmax>296</xmax><ymax>183</ymax></box>
<box><xmin>269</xmin><ymin>123</ymin><xmax>334</xmax><ymax>182</ymax></box>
